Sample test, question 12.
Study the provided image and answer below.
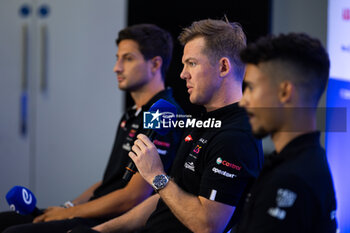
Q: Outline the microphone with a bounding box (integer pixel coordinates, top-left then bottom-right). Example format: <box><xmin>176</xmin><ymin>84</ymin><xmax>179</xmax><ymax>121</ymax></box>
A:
<box><xmin>122</xmin><ymin>99</ymin><xmax>177</xmax><ymax>182</ymax></box>
<box><xmin>6</xmin><ymin>186</ymin><xmax>43</xmax><ymax>216</ymax></box>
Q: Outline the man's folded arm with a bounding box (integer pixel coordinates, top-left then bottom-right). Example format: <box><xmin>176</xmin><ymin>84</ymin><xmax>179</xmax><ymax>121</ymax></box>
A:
<box><xmin>72</xmin><ymin>173</ymin><xmax>154</xmax><ymax>218</ymax></box>
<box><xmin>93</xmin><ymin>194</ymin><xmax>160</xmax><ymax>233</ymax></box>
<box><xmin>71</xmin><ymin>181</ymin><xmax>102</xmax><ymax>205</ymax></box>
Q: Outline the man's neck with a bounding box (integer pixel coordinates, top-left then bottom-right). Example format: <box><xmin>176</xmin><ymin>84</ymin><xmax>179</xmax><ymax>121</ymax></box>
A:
<box><xmin>131</xmin><ymin>84</ymin><xmax>165</xmax><ymax>109</ymax></box>
<box><xmin>271</xmin><ymin>112</ymin><xmax>317</xmax><ymax>153</ymax></box>
<box><xmin>205</xmin><ymin>82</ymin><xmax>242</xmax><ymax>112</ymax></box>
<box><xmin>205</xmin><ymin>98</ymin><xmax>240</xmax><ymax>112</ymax></box>
<box><xmin>271</xmin><ymin>132</ymin><xmax>307</xmax><ymax>153</ymax></box>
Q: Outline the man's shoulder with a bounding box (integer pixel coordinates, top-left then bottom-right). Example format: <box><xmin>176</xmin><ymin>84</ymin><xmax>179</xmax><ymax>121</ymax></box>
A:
<box><xmin>201</xmin><ymin>124</ymin><xmax>262</xmax><ymax>161</ymax></box>
<box><xmin>279</xmin><ymin>145</ymin><xmax>328</xmax><ymax>176</ymax></box>
<box><xmin>270</xmin><ymin>148</ymin><xmax>335</xmax><ymax>195</ymax></box>
<box><xmin>209</xmin><ymin>124</ymin><xmax>257</xmax><ymax>148</ymax></box>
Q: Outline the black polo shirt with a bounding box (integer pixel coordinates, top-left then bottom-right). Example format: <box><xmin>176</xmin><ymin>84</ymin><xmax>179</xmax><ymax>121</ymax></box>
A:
<box><xmin>141</xmin><ymin>103</ymin><xmax>264</xmax><ymax>233</ymax></box>
<box><xmin>236</xmin><ymin>132</ymin><xmax>338</xmax><ymax>233</ymax></box>
<box><xmin>91</xmin><ymin>88</ymin><xmax>184</xmax><ymax>200</ymax></box>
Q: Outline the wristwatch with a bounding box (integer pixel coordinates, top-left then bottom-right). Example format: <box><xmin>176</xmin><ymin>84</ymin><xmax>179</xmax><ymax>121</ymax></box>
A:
<box><xmin>152</xmin><ymin>174</ymin><xmax>170</xmax><ymax>192</ymax></box>
<box><xmin>63</xmin><ymin>200</ymin><xmax>74</xmax><ymax>208</ymax></box>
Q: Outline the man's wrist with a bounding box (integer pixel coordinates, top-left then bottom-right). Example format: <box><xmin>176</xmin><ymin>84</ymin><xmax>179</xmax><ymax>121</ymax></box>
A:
<box><xmin>146</xmin><ymin>168</ymin><xmax>166</xmax><ymax>184</ymax></box>
<box><xmin>152</xmin><ymin>174</ymin><xmax>170</xmax><ymax>193</ymax></box>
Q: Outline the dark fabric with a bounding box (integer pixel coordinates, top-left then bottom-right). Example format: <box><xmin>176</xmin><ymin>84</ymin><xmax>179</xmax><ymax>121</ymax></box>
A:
<box><xmin>69</xmin><ymin>225</ymin><xmax>143</xmax><ymax>233</ymax></box>
<box><xmin>68</xmin><ymin>225</ymin><xmax>100</xmax><ymax>233</ymax></box>
<box><xmin>0</xmin><ymin>88</ymin><xmax>184</xmax><ymax>233</ymax></box>
<box><xmin>92</xmin><ymin>88</ymin><xmax>184</xmax><ymax>200</ymax></box>
<box><xmin>236</xmin><ymin>132</ymin><xmax>338</xmax><ymax>233</ymax></box>
<box><xmin>0</xmin><ymin>211</ymin><xmax>34</xmax><ymax>232</ymax></box>
<box><xmin>141</xmin><ymin>103</ymin><xmax>264</xmax><ymax>233</ymax></box>
<box><xmin>3</xmin><ymin>218</ymin><xmax>105</xmax><ymax>233</ymax></box>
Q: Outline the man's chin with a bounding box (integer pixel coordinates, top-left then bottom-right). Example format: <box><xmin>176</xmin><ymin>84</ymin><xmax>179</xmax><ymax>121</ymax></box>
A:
<box><xmin>189</xmin><ymin>95</ymin><xmax>199</xmax><ymax>105</ymax></box>
<box><xmin>118</xmin><ymin>84</ymin><xmax>126</xmax><ymax>90</ymax></box>
<box><xmin>252</xmin><ymin>128</ymin><xmax>269</xmax><ymax>139</ymax></box>
<box><xmin>118</xmin><ymin>84</ymin><xmax>132</xmax><ymax>92</ymax></box>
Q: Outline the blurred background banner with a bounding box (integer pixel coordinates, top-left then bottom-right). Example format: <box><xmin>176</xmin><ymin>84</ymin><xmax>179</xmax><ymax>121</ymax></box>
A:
<box><xmin>327</xmin><ymin>0</ymin><xmax>350</xmax><ymax>232</ymax></box>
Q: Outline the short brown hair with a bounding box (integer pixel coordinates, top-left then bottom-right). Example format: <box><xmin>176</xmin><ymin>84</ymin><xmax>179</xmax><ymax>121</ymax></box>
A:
<box><xmin>178</xmin><ymin>19</ymin><xmax>246</xmax><ymax>80</ymax></box>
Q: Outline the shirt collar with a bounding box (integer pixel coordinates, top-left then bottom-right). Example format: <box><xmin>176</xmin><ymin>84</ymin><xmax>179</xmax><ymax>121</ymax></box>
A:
<box><xmin>204</xmin><ymin>102</ymin><xmax>243</xmax><ymax>119</ymax></box>
<box><xmin>126</xmin><ymin>88</ymin><xmax>173</xmax><ymax>117</ymax></box>
<box><xmin>268</xmin><ymin>131</ymin><xmax>321</xmax><ymax>164</ymax></box>
<box><xmin>141</xmin><ymin>87</ymin><xmax>173</xmax><ymax>111</ymax></box>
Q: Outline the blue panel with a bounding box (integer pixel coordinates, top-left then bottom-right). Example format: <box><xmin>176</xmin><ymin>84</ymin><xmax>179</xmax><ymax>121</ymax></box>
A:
<box><xmin>326</xmin><ymin>78</ymin><xmax>350</xmax><ymax>232</ymax></box>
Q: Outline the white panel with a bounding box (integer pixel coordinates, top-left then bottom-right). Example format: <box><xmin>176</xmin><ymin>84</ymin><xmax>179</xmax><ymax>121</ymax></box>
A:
<box><xmin>0</xmin><ymin>0</ymin><xmax>126</xmax><ymax>211</ymax></box>
<box><xmin>33</xmin><ymin>0</ymin><xmax>126</xmax><ymax>207</ymax></box>
<box><xmin>0</xmin><ymin>0</ymin><xmax>33</xmax><ymax>211</ymax></box>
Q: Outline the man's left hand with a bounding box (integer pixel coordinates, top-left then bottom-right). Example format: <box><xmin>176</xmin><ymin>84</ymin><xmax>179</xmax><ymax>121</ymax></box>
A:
<box><xmin>33</xmin><ymin>206</ymin><xmax>75</xmax><ymax>223</ymax></box>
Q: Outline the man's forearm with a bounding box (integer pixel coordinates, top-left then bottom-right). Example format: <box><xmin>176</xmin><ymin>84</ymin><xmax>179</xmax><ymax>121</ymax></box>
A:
<box><xmin>94</xmin><ymin>194</ymin><xmax>160</xmax><ymax>233</ymax></box>
<box><xmin>72</xmin><ymin>181</ymin><xmax>102</xmax><ymax>205</ymax></box>
<box><xmin>158</xmin><ymin>180</ymin><xmax>234</xmax><ymax>233</ymax></box>
<box><xmin>72</xmin><ymin>173</ymin><xmax>153</xmax><ymax>219</ymax></box>
<box><xmin>129</xmin><ymin>134</ymin><xmax>235</xmax><ymax>233</ymax></box>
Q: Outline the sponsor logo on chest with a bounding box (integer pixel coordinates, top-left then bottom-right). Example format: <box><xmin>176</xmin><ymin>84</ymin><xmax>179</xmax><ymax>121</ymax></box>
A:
<box><xmin>216</xmin><ymin>157</ymin><xmax>241</xmax><ymax>171</ymax></box>
<box><xmin>184</xmin><ymin>136</ymin><xmax>208</xmax><ymax>171</ymax></box>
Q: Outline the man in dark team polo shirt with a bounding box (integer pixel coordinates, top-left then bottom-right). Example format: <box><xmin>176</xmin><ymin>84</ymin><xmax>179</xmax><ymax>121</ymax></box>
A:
<box><xmin>2</xmin><ymin>24</ymin><xmax>183</xmax><ymax>233</ymax></box>
<box><xmin>236</xmin><ymin>33</ymin><xmax>338</xmax><ymax>232</ymax></box>
<box><xmin>86</xmin><ymin>18</ymin><xmax>264</xmax><ymax>233</ymax></box>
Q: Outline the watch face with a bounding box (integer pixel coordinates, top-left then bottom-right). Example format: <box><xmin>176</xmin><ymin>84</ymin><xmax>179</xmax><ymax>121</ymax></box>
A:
<box><xmin>153</xmin><ymin>174</ymin><xmax>169</xmax><ymax>190</ymax></box>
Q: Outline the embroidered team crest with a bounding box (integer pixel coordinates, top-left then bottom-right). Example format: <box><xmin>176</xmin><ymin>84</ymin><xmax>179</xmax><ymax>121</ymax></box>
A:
<box><xmin>276</xmin><ymin>188</ymin><xmax>297</xmax><ymax>208</ymax></box>
<box><xmin>267</xmin><ymin>188</ymin><xmax>297</xmax><ymax>220</ymax></box>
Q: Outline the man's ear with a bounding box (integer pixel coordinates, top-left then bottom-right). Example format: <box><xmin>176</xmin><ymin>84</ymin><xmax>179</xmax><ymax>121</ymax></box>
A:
<box><xmin>150</xmin><ymin>56</ymin><xmax>163</xmax><ymax>74</ymax></box>
<box><xmin>278</xmin><ymin>81</ymin><xmax>294</xmax><ymax>103</ymax></box>
<box><xmin>219</xmin><ymin>57</ymin><xmax>231</xmax><ymax>77</ymax></box>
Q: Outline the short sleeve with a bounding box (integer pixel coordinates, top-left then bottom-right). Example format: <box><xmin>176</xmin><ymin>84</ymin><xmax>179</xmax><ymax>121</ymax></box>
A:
<box><xmin>199</xmin><ymin>130</ymin><xmax>262</xmax><ymax>206</ymax></box>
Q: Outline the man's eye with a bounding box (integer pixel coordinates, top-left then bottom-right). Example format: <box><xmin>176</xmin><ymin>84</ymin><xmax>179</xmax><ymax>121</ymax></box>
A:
<box><xmin>243</xmin><ymin>83</ymin><xmax>252</xmax><ymax>92</ymax></box>
<box><xmin>189</xmin><ymin>62</ymin><xmax>196</xmax><ymax>67</ymax></box>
